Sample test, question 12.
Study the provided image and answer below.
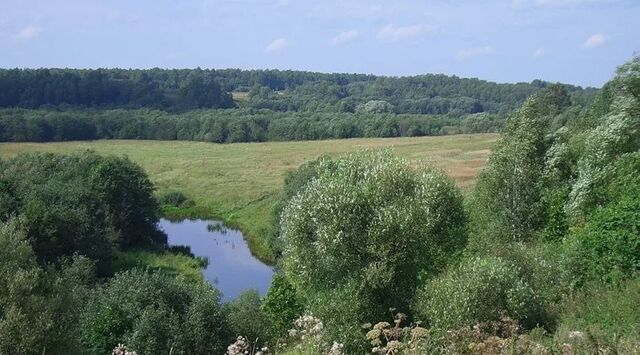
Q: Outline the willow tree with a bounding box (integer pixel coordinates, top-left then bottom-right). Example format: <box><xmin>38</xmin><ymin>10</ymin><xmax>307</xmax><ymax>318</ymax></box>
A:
<box><xmin>279</xmin><ymin>151</ymin><xmax>466</xmax><ymax>351</ymax></box>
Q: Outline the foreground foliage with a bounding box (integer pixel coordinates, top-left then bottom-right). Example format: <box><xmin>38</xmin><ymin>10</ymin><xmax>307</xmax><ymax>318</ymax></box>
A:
<box><xmin>280</xmin><ymin>151</ymin><xmax>466</xmax><ymax>351</ymax></box>
<box><xmin>82</xmin><ymin>269</ymin><xmax>230</xmax><ymax>355</ymax></box>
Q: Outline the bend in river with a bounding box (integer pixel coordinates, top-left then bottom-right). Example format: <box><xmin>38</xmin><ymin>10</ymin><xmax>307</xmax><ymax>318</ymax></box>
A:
<box><xmin>159</xmin><ymin>218</ymin><xmax>274</xmax><ymax>301</ymax></box>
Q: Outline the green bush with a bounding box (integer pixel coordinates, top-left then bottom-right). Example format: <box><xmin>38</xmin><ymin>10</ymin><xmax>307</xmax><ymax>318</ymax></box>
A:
<box><xmin>566</xmin><ymin>90</ymin><xmax>639</xmax><ymax>219</ymax></box>
<box><xmin>81</xmin><ymin>269</ymin><xmax>230</xmax><ymax>355</ymax></box>
<box><xmin>567</xmin><ymin>199</ymin><xmax>640</xmax><ymax>285</ymax></box>
<box><xmin>89</xmin><ymin>155</ymin><xmax>162</xmax><ymax>248</ymax></box>
<box><xmin>415</xmin><ymin>256</ymin><xmax>542</xmax><ymax>332</ymax></box>
<box><xmin>225</xmin><ymin>290</ymin><xmax>270</xmax><ymax>345</ymax></box>
<box><xmin>0</xmin><ymin>220</ymin><xmax>94</xmax><ymax>355</ymax></box>
<box><xmin>261</xmin><ymin>273</ymin><xmax>304</xmax><ymax>339</ymax></box>
<box><xmin>566</xmin><ymin>153</ymin><xmax>640</xmax><ymax>285</ymax></box>
<box><xmin>0</xmin><ymin>152</ymin><xmax>164</xmax><ymax>275</ymax></box>
<box><xmin>541</xmin><ymin>188</ymin><xmax>569</xmax><ymax>242</ymax></box>
<box><xmin>280</xmin><ymin>151</ymin><xmax>466</xmax><ymax>350</ymax></box>
<box><xmin>500</xmin><ymin>243</ymin><xmax>576</xmax><ymax>326</ymax></box>
<box><xmin>269</xmin><ymin>155</ymin><xmax>333</xmax><ymax>257</ymax></box>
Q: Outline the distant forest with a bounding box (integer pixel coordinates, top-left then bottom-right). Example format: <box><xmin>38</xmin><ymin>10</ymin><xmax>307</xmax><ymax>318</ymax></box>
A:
<box><xmin>0</xmin><ymin>68</ymin><xmax>599</xmax><ymax>142</ymax></box>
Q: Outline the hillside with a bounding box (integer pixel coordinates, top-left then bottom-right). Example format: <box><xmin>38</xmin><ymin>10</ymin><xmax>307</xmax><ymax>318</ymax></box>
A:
<box><xmin>0</xmin><ymin>68</ymin><xmax>597</xmax><ymax>114</ymax></box>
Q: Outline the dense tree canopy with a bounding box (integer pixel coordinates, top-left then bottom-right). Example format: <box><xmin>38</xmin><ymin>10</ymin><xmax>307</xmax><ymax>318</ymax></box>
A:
<box><xmin>0</xmin><ymin>68</ymin><xmax>233</xmax><ymax>110</ymax></box>
<box><xmin>0</xmin><ymin>68</ymin><xmax>597</xmax><ymax>144</ymax></box>
<box><xmin>0</xmin><ymin>151</ymin><xmax>163</xmax><ymax>275</ymax></box>
<box><xmin>0</xmin><ymin>107</ymin><xmax>504</xmax><ymax>143</ymax></box>
<box><xmin>0</xmin><ymin>68</ymin><xmax>596</xmax><ymax>115</ymax></box>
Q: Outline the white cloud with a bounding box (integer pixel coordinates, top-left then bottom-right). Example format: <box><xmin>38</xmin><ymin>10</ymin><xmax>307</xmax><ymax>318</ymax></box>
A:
<box><xmin>13</xmin><ymin>25</ymin><xmax>40</xmax><ymax>41</ymax></box>
<box><xmin>457</xmin><ymin>46</ymin><xmax>494</xmax><ymax>59</ymax></box>
<box><xmin>265</xmin><ymin>38</ymin><xmax>288</xmax><ymax>52</ymax></box>
<box><xmin>329</xmin><ymin>30</ymin><xmax>359</xmax><ymax>46</ymax></box>
<box><xmin>583</xmin><ymin>33</ymin><xmax>606</xmax><ymax>48</ymax></box>
<box><xmin>377</xmin><ymin>24</ymin><xmax>422</xmax><ymax>41</ymax></box>
<box><xmin>533</xmin><ymin>47</ymin><xmax>546</xmax><ymax>58</ymax></box>
<box><xmin>275</xmin><ymin>0</ymin><xmax>289</xmax><ymax>7</ymax></box>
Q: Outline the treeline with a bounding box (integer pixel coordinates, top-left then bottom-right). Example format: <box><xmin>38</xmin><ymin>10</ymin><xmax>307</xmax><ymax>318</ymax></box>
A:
<box><xmin>244</xmin><ymin>74</ymin><xmax>595</xmax><ymax>115</ymax></box>
<box><xmin>0</xmin><ymin>108</ymin><xmax>504</xmax><ymax>143</ymax></box>
<box><xmin>0</xmin><ymin>68</ymin><xmax>234</xmax><ymax>110</ymax></box>
<box><xmin>0</xmin><ymin>68</ymin><xmax>597</xmax><ymax>115</ymax></box>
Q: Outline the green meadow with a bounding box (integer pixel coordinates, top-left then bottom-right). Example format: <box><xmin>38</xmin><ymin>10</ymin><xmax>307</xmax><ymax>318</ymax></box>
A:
<box><xmin>0</xmin><ymin>133</ymin><xmax>497</xmax><ymax>262</ymax></box>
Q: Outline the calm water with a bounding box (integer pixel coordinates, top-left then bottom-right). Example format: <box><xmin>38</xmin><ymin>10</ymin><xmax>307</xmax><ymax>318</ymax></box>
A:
<box><xmin>159</xmin><ymin>218</ymin><xmax>274</xmax><ymax>300</ymax></box>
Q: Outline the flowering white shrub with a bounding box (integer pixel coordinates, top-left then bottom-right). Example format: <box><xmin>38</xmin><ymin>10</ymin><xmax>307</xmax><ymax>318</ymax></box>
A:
<box><xmin>289</xmin><ymin>314</ymin><xmax>326</xmax><ymax>352</ymax></box>
<box><xmin>326</xmin><ymin>341</ymin><xmax>345</xmax><ymax>355</ymax></box>
<box><xmin>282</xmin><ymin>314</ymin><xmax>344</xmax><ymax>355</ymax></box>
<box><xmin>226</xmin><ymin>336</ymin><xmax>270</xmax><ymax>355</ymax></box>
<box><xmin>365</xmin><ymin>312</ymin><xmax>429</xmax><ymax>355</ymax></box>
<box><xmin>566</xmin><ymin>56</ymin><xmax>640</xmax><ymax>219</ymax></box>
<box><xmin>112</xmin><ymin>344</ymin><xmax>137</xmax><ymax>355</ymax></box>
<box><xmin>293</xmin><ymin>314</ymin><xmax>325</xmax><ymax>340</ymax></box>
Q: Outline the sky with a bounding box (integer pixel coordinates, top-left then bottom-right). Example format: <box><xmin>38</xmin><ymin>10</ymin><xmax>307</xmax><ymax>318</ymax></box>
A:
<box><xmin>0</xmin><ymin>0</ymin><xmax>638</xmax><ymax>88</ymax></box>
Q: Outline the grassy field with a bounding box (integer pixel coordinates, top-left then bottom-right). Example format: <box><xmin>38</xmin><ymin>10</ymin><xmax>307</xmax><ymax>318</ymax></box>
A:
<box><xmin>112</xmin><ymin>250</ymin><xmax>207</xmax><ymax>281</ymax></box>
<box><xmin>0</xmin><ymin>134</ymin><xmax>498</xmax><ymax>262</ymax></box>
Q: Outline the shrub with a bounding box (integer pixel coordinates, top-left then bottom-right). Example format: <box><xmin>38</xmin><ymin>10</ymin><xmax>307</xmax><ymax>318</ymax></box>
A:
<box><xmin>566</xmin><ymin>199</ymin><xmax>640</xmax><ymax>285</ymax></box>
<box><xmin>19</xmin><ymin>180</ymin><xmax>114</xmax><ymax>274</ymax></box>
<box><xmin>159</xmin><ymin>190</ymin><xmax>190</xmax><ymax>207</ymax></box>
<box><xmin>500</xmin><ymin>244</ymin><xmax>575</xmax><ymax>316</ymax></box>
<box><xmin>81</xmin><ymin>269</ymin><xmax>230</xmax><ymax>355</ymax></box>
<box><xmin>225</xmin><ymin>290</ymin><xmax>270</xmax><ymax>345</ymax></box>
<box><xmin>0</xmin><ymin>152</ymin><xmax>165</xmax><ymax>274</ymax></box>
<box><xmin>276</xmin><ymin>314</ymin><xmax>345</xmax><ymax>355</ymax></box>
<box><xmin>565</xmin><ymin>153</ymin><xmax>640</xmax><ymax>285</ymax></box>
<box><xmin>554</xmin><ymin>278</ymin><xmax>640</xmax><ymax>353</ymax></box>
<box><xmin>269</xmin><ymin>155</ymin><xmax>333</xmax><ymax>257</ymax></box>
<box><xmin>280</xmin><ymin>151</ymin><xmax>466</xmax><ymax>350</ymax></box>
<box><xmin>0</xmin><ymin>220</ymin><xmax>94</xmax><ymax>355</ymax></box>
<box><xmin>89</xmin><ymin>155</ymin><xmax>162</xmax><ymax>248</ymax></box>
<box><xmin>261</xmin><ymin>274</ymin><xmax>304</xmax><ymax>340</ymax></box>
<box><xmin>415</xmin><ymin>256</ymin><xmax>542</xmax><ymax>332</ymax></box>
<box><xmin>541</xmin><ymin>189</ymin><xmax>569</xmax><ymax>242</ymax></box>
<box><xmin>566</xmin><ymin>75</ymin><xmax>639</xmax><ymax>220</ymax></box>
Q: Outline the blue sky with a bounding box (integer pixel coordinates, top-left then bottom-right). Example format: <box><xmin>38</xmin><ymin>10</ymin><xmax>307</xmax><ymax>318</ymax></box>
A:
<box><xmin>1</xmin><ymin>0</ymin><xmax>638</xmax><ymax>87</ymax></box>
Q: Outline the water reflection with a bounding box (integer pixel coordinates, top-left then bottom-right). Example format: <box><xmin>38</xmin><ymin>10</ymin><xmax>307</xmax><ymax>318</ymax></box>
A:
<box><xmin>159</xmin><ymin>219</ymin><xmax>274</xmax><ymax>301</ymax></box>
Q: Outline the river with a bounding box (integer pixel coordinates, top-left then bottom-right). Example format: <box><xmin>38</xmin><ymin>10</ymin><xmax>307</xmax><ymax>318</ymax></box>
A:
<box><xmin>159</xmin><ymin>218</ymin><xmax>274</xmax><ymax>301</ymax></box>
